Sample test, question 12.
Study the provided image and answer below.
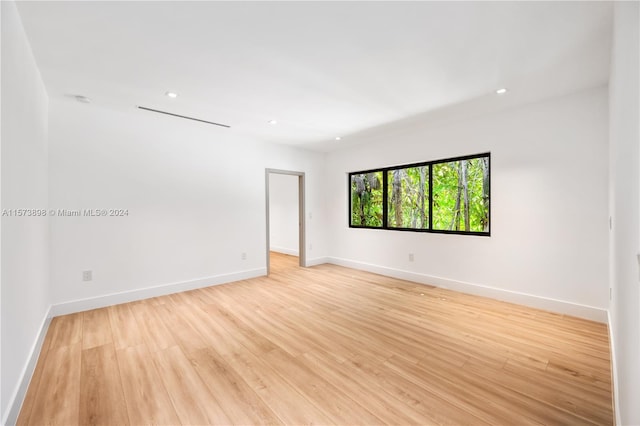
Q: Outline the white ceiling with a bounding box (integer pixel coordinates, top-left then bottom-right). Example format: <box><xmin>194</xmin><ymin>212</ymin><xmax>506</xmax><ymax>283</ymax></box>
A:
<box><xmin>15</xmin><ymin>1</ymin><xmax>612</xmax><ymax>151</ymax></box>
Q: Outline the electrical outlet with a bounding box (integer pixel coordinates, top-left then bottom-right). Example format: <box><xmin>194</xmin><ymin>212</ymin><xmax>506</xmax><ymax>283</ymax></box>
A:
<box><xmin>409</xmin><ymin>253</ymin><xmax>414</xmax><ymax>262</ymax></box>
<box><xmin>241</xmin><ymin>252</ymin><xmax>247</xmax><ymax>260</ymax></box>
<box><xmin>82</xmin><ymin>270</ymin><xmax>92</xmax><ymax>282</ymax></box>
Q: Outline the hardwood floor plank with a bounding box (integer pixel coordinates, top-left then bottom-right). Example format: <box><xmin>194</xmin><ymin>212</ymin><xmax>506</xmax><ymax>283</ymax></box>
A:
<box><xmin>152</xmin><ymin>345</ymin><xmax>232</xmax><ymax>425</ymax></box>
<box><xmin>82</xmin><ymin>308</ymin><xmax>113</xmax><ymax>350</ymax></box>
<box><xmin>201</xmin><ymin>304</ymin><xmax>280</xmax><ymax>355</ymax></box>
<box><xmin>107</xmin><ymin>303</ymin><xmax>145</xmax><ymax>350</ymax></box>
<box><xmin>18</xmin><ymin>252</ymin><xmax>613</xmax><ymax>425</ymax></box>
<box><xmin>79</xmin><ymin>343</ymin><xmax>129</xmax><ymax>425</ymax></box>
<box><xmin>177</xmin><ymin>303</ymin><xmax>246</xmax><ymax>355</ymax></box>
<box><xmin>466</xmin><ymin>358</ymin><xmax>613</xmax><ymax>424</ymax></box>
<box><xmin>300</xmin><ymin>350</ymin><xmax>434</xmax><ymax>426</ymax></box>
<box><xmin>189</xmin><ymin>348</ymin><xmax>283</xmax><ymax>425</ymax></box>
<box><xmin>116</xmin><ymin>344</ymin><xmax>181</xmax><ymax>425</ymax></box>
<box><xmin>29</xmin><ymin>342</ymin><xmax>82</xmax><ymax>426</ymax></box>
<box><xmin>155</xmin><ymin>303</ymin><xmax>210</xmax><ymax>354</ymax></box>
<box><xmin>383</xmin><ymin>354</ymin><xmax>537</xmax><ymax>425</ymax></box>
<box><xmin>130</xmin><ymin>303</ymin><xmax>176</xmax><ymax>352</ymax></box>
<box><xmin>47</xmin><ymin>312</ymin><xmax>83</xmax><ymax>349</ymax></box>
<box><xmin>262</xmin><ymin>348</ymin><xmax>385</xmax><ymax>424</ymax></box>
<box><xmin>342</xmin><ymin>352</ymin><xmax>493</xmax><ymax>425</ymax></box>
<box><xmin>223</xmin><ymin>347</ymin><xmax>335</xmax><ymax>425</ymax></box>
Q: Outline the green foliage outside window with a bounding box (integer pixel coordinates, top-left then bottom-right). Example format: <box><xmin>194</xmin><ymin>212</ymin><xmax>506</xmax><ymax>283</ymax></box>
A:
<box><xmin>432</xmin><ymin>157</ymin><xmax>489</xmax><ymax>232</ymax></box>
<box><xmin>387</xmin><ymin>166</ymin><xmax>429</xmax><ymax>229</ymax></box>
<box><xmin>349</xmin><ymin>154</ymin><xmax>490</xmax><ymax>235</ymax></box>
<box><xmin>350</xmin><ymin>172</ymin><xmax>383</xmax><ymax>227</ymax></box>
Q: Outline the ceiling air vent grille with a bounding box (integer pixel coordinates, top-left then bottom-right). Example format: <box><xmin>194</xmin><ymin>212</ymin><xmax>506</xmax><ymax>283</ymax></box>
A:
<box><xmin>137</xmin><ymin>106</ymin><xmax>230</xmax><ymax>128</ymax></box>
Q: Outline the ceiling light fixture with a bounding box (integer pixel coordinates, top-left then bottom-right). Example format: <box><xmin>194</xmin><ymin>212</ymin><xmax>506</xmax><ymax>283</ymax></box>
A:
<box><xmin>495</xmin><ymin>88</ymin><xmax>508</xmax><ymax>95</ymax></box>
<box><xmin>335</xmin><ymin>136</ymin><xmax>342</xmax><ymax>141</ymax></box>
<box><xmin>268</xmin><ymin>119</ymin><xmax>278</xmax><ymax>125</ymax></box>
<box><xmin>165</xmin><ymin>91</ymin><xmax>178</xmax><ymax>98</ymax></box>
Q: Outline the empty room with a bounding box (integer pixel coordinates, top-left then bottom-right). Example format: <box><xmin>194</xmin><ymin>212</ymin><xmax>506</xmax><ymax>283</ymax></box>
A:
<box><xmin>1</xmin><ymin>1</ymin><xmax>639</xmax><ymax>425</ymax></box>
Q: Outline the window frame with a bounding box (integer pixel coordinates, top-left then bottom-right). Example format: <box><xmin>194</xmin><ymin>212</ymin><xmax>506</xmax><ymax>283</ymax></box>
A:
<box><xmin>348</xmin><ymin>152</ymin><xmax>491</xmax><ymax>236</ymax></box>
<box><xmin>348</xmin><ymin>170</ymin><xmax>385</xmax><ymax>228</ymax></box>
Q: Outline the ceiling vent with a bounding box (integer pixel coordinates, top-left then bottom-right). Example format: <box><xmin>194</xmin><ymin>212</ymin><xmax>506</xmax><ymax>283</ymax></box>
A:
<box><xmin>137</xmin><ymin>106</ymin><xmax>230</xmax><ymax>128</ymax></box>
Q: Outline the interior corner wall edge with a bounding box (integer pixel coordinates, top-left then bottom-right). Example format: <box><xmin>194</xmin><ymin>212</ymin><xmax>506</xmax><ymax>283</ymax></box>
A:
<box><xmin>608</xmin><ymin>2</ymin><xmax>640</xmax><ymax>424</ymax></box>
<box><xmin>325</xmin><ymin>86</ymin><xmax>610</xmax><ymax>318</ymax></box>
<box><xmin>1</xmin><ymin>1</ymin><xmax>51</xmax><ymax>423</ymax></box>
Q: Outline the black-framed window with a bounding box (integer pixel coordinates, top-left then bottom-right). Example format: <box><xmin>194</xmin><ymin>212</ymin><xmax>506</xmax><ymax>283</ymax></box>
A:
<box><xmin>350</xmin><ymin>171</ymin><xmax>383</xmax><ymax>227</ymax></box>
<box><xmin>388</xmin><ymin>165</ymin><xmax>430</xmax><ymax>229</ymax></box>
<box><xmin>349</xmin><ymin>153</ymin><xmax>490</xmax><ymax>236</ymax></box>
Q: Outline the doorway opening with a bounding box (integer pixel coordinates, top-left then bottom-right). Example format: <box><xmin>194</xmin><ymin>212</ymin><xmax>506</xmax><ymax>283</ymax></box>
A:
<box><xmin>265</xmin><ymin>169</ymin><xmax>305</xmax><ymax>275</ymax></box>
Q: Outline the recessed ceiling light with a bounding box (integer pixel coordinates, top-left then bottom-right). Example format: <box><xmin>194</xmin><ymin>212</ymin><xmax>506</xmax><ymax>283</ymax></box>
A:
<box><xmin>335</xmin><ymin>136</ymin><xmax>342</xmax><ymax>141</ymax></box>
<box><xmin>495</xmin><ymin>88</ymin><xmax>508</xmax><ymax>95</ymax></box>
<box><xmin>165</xmin><ymin>91</ymin><xmax>178</xmax><ymax>98</ymax></box>
<box><xmin>268</xmin><ymin>119</ymin><xmax>278</xmax><ymax>125</ymax></box>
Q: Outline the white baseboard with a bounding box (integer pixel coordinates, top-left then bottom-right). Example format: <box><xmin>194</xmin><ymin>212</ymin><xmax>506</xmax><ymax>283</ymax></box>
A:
<box><xmin>50</xmin><ymin>268</ymin><xmax>266</xmax><ymax>317</ymax></box>
<box><xmin>3</xmin><ymin>307</ymin><xmax>52</xmax><ymax>426</ymax></box>
<box><xmin>326</xmin><ymin>256</ymin><xmax>608</xmax><ymax>323</ymax></box>
<box><xmin>608</xmin><ymin>310</ymin><xmax>621</xmax><ymax>426</ymax></box>
<box><xmin>306</xmin><ymin>256</ymin><xmax>329</xmax><ymax>267</ymax></box>
<box><xmin>270</xmin><ymin>246</ymin><xmax>299</xmax><ymax>256</ymax></box>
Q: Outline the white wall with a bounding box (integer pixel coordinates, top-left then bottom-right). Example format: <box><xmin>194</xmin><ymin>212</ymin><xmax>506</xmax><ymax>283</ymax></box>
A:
<box><xmin>269</xmin><ymin>173</ymin><xmax>299</xmax><ymax>256</ymax></box>
<box><xmin>0</xmin><ymin>1</ymin><xmax>50</xmax><ymax>423</ymax></box>
<box><xmin>48</xmin><ymin>99</ymin><xmax>326</xmax><ymax>312</ymax></box>
<box><xmin>326</xmin><ymin>87</ymin><xmax>609</xmax><ymax>321</ymax></box>
<box><xmin>608</xmin><ymin>2</ymin><xmax>640</xmax><ymax>424</ymax></box>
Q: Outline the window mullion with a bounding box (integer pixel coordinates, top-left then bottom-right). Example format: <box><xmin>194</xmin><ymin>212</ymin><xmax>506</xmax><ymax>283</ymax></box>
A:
<box><xmin>428</xmin><ymin>165</ymin><xmax>433</xmax><ymax>231</ymax></box>
<box><xmin>382</xmin><ymin>170</ymin><xmax>388</xmax><ymax>229</ymax></box>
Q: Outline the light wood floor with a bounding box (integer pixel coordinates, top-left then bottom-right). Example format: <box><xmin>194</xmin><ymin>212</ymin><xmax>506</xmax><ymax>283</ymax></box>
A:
<box><xmin>18</xmin><ymin>252</ymin><xmax>613</xmax><ymax>425</ymax></box>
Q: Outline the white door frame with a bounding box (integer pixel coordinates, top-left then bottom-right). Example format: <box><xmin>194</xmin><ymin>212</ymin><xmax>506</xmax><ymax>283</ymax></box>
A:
<box><xmin>265</xmin><ymin>169</ymin><xmax>306</xmax><ymax>274</ymax></box>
